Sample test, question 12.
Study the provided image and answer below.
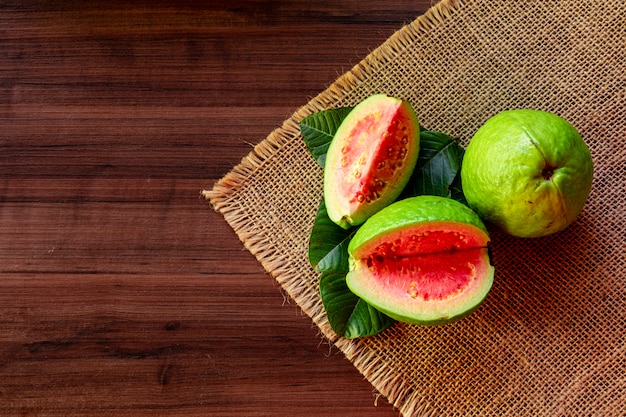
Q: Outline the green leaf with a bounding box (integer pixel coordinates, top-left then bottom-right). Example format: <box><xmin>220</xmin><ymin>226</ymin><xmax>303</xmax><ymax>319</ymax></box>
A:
<box><xmin>308</xmin><ymin>198</ymin><xmax>356</xmax><ymax>272</ymax></box>
<box><xmin>320</xmin><ymin>270</ymin><xmax>395</xmax><ymax>338</ymax></box>
<box><xmin>344</xmin><ymin>299</ymin><xmax>396</xmax><ymax>339</ymax></box>
<box><xmin>299</xmin><ymin>107</ymin><xmax>353</xmax><ymax>168</ymax></box>
<box><xmin>310</xmin><ymin>198</ymin><xmax>396</xmax><ymax>338</ymax></box>
<box><xmin>401</xmin><ymin>130</ymin><xmax>464</xmax><ymax>199</ymax></box>
<box><xmin>449</xmin><ymin>147</ymin><xmax>468</xmax><ymax>205</ymax></box>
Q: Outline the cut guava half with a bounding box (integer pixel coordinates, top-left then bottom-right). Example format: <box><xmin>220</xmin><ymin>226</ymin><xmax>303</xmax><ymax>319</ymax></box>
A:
<box><xmin>346</xmin><ymin>195</ymin><xmax>494</xmax><ymax>325</ymax></box>
<box><xmin>324</xmin><ymin>94</ymin><xmax>420</xmax><ymax>229</ymax></box>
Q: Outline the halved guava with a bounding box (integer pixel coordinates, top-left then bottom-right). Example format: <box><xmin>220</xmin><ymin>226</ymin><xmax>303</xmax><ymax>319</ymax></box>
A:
<box><xmin>324</xmin><ymin>94</ymin><xmax>420</xmax><ymax>229</ymax></box>
<box><xmin>346</xmin><ymin>195</ymin><xmax>494</xmax><ymax>326</ymax></box>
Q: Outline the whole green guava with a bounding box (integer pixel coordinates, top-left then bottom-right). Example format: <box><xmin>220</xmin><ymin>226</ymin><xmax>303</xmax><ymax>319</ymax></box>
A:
<box><xmin>461</xmin><ymin>109</ymin><xmax>593</xmax><ymax>238</ymax></box>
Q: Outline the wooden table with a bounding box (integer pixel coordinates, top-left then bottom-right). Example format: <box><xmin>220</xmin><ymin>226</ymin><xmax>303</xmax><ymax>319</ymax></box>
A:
<box><xmin>1</xmin><ymin>2</ymin><xmax>434</xmax><ymax>416</ymax></box>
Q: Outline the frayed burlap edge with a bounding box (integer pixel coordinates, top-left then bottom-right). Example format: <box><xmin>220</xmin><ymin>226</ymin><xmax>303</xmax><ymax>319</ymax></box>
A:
<box><xmin>203</xmin><ymin>1</ymin><xmax>472</xmax><ymax>416</ymax></box>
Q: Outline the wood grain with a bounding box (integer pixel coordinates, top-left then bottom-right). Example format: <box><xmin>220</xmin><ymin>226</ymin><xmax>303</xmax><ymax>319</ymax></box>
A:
<box><xmin>1</xmin><ymin>2</ymin><xmax>433</xmax><ymax>415</ymax></box>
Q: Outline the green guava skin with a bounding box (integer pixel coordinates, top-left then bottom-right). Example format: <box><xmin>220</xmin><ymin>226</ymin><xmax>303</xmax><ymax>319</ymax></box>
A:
<box><xmin>348</xmin><ymin>195</ymin><xmax>489</xmax><ymax>251</ymax></box>
<box><xmin>461</xmin><ymin>109</ymin><xmax>593</xmax><ymax>238</ymax></box>
<box><xmin>324</xmin><ymin>94</ymin><xmax>420</xmax><ymax>229</ymax></box>
<box><xmin>347</xmin><ymin>196</ymin><xmax>494</xmax><ymax>326</ymax></box>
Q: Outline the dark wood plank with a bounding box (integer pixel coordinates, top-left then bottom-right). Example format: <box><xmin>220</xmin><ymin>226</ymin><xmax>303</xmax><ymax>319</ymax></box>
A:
<box><xmin>0</xmin><ymin>1</ymin><xmax>433</xmax><ymax>415</ymax></box>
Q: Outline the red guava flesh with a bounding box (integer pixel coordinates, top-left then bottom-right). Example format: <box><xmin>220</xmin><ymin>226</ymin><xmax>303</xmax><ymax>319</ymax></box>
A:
<box><xmin>336</xmin><ymin>113</ymin><xmax>411</xmax><ymax>203</ymax></box>
<box><xmin>361</xmin><ymin>225</ymin><xmax>487</xmax><ymax>300</ymax></box>
<box><xmin>324</xmin><ymin>94</ymin><xmax>420</xmax><ymax>229</ymax></box>
<box><xmin>347</xmin><ymin>220</ymin><xmax>494</xmax><ymax>326</ymax></box>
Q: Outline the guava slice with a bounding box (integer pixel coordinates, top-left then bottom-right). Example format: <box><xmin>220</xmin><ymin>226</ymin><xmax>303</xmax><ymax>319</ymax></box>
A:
<box><xmin>346</xmin><ymin>195</ymin><xmax>494</xmax><ymax>325</ymax></box>
<box><xmin>323</xmin><ymin>94</ymin><xmax>420</xmax><ymax>229</ymax></box>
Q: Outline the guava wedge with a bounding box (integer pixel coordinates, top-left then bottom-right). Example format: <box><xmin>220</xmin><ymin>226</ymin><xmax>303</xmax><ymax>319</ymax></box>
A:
<box><xmin>346</xmin><ymin>195</ymin><xmax>494</xmax><ymax>326</ymax></box>
<box><xmin>323</xmin><ymin>94</ymin><xmax>420</xmax><ymax>229</ymax></box>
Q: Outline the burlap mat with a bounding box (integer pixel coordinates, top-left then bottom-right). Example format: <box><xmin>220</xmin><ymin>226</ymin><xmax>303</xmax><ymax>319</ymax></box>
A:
<box><xmin>204</xmin><ymin>0</ymin><xmax>626</xmax><ymax>415</ymax></box>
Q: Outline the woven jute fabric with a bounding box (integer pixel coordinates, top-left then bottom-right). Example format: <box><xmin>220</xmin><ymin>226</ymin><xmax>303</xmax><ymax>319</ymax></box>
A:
<box><xmin>205</xmin><ymin>0</ymin><xmax>626</xmax><ymax>415</ymax></box>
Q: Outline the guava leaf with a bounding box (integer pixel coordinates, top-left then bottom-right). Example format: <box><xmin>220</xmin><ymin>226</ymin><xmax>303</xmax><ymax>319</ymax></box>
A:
<box><xmin>449</xmin><ymin>147</ymin><xmax>468</xmax><ymax>205</ymax></box>
<box><xmin>310</xmin><ymin>199</ymin><xmax>395</xmax><ymax>338</ymax></box>
<box><xmin>343</xmin><ymin>299</ymin><xmax>395</xmax><ymax>339</ymax></box>
<box><xmin>401</xmin><ymin>130</ymin><xmax>464</xmax><ymax>199</ymax></box>
<box><xmin>308</xmin><ymin>198</ymin><xmax>357</xmax><ymax>272</ymax></box>
<box><xmin>320</xmin><ymin>270</ymin><xmax>395</xmax><ymax>338</ymax></box>
<box><xmin>299</xmin><ymin>107</ymin><xmax>353</xmax><ymax>168</ymax></box>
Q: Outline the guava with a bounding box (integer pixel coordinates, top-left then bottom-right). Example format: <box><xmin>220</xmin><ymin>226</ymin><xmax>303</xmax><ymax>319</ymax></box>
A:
<box><xmin>324</xmin><ymin>94</ymin><xmax>420</xmax><ymax>229</ymax></box>
<box><xmin>346</xmin><ymin>195</ymin><xmax>494</xmax><ymax>326</ymax></box>
<box><xmin>460</xmin><ymin>109</ymin><xmax>593</xmax><ymax>238</ymax></box>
